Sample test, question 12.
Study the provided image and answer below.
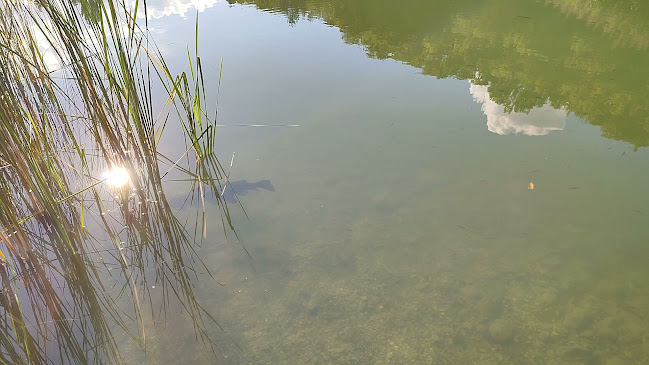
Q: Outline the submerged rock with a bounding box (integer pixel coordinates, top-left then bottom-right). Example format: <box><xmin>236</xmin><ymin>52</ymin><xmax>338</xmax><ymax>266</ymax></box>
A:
<box><xmin>560</xmin><ymin>347</ymin><xmax>600</xmax><ymax>364</ymax></box>
<box><xmin>487</xmin><ymin>318</ymin><xmax>515</xmax><ymax>344</ymax></box>
<box><xmin>564</xmin><ymin>306</ymin><xmax>594</xmax><ymax>331</ymax></box>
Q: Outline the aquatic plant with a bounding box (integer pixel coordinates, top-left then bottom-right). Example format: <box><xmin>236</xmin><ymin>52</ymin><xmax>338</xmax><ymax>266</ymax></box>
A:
<box><xmin>0</xmin><ymin>0</ymin><xmax>229</xmax><ymax>363</ymax></box>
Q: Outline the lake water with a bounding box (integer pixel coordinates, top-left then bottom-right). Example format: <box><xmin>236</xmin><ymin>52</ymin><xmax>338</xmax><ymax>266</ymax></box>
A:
<box><xmin>133</xmin><ymin>0</ymin><xmax>649</xmax><ymax>363</ymax></box>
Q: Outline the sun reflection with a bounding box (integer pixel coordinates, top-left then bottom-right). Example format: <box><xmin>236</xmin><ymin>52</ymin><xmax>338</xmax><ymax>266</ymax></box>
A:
<box><xmin>102</xmin><ymin>167</ymin><xmax>130</xmax><ymax>187</ymax></box>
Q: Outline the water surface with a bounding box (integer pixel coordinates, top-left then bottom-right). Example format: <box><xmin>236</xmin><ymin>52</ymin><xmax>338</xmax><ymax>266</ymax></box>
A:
<box><xmin>137</xmin><ymin>0</ymin><xmax>649</xmax><ymax>363</ymax></box>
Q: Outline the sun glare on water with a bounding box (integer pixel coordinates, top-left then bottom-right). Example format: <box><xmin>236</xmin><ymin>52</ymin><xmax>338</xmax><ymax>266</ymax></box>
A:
<box><xmin>102</xmin><ymin>167</ymin><xmax>129</xmax><ymax>187</ymax></box>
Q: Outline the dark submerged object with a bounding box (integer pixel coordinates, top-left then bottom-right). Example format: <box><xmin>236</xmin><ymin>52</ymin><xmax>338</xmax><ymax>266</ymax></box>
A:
<box><xmin>221</xmin><ymin>179</ymin><xmax>275</xmax><ymax>203</ymax></box>
<box><xmin>169</xmin><ymin>180</ymin><xmax>275</xmax><ymax>207</ymax></box>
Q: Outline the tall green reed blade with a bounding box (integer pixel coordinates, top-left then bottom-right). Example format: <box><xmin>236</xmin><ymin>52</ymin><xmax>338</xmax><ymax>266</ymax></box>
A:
<box><xmin>1</xmin><ymin>0</ymin><xmax>235</xmax><ymax>363</ymax></box>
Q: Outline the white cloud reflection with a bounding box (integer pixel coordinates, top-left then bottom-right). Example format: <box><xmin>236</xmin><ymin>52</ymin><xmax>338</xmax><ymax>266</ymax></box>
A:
<box><xmin>133</xmin><ymin>0</ymin><xmax>221</xmax><ymax>19</ymax></box>
<box><xmin>469</xmin><ymin>84</ymin><xmax>566</xmax><ymax>136</ymax></box>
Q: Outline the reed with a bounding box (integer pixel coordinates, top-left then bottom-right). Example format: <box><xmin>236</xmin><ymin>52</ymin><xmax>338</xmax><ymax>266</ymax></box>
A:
<box><xmin>0</xmin><ymin>0</ymin><xmax>229</xmax><ymax>363</ymax></box>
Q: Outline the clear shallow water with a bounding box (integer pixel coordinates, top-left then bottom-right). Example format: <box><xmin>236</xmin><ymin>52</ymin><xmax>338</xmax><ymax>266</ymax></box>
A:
<box><xmin>134</xmin><ymin>1</ymin><xmax>649</xmax><ymax>363</ymax></box>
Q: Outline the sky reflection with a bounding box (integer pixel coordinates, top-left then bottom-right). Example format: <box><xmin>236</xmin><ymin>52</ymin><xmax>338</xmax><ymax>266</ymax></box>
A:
<box><xmin>132</xmin><ymin>0</ymin><xmax>221</xmax><ymax>18</ymax></box>
<box><xmin>470</xmin><ymin>83</ymin><xmax>567</xmax><ymax>136</ymax></box>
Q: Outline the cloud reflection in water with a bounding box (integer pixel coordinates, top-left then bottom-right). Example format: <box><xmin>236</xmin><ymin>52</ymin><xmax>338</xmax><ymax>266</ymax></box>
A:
<box><xmin>470</xmin><ymin>84</ymin><xmax>566</xmax><ymax>136</ymax></box>
<box><xmin>131</xmin><ymin>0</ymin><xmax>221</xmax><ymax>19</ymax></box>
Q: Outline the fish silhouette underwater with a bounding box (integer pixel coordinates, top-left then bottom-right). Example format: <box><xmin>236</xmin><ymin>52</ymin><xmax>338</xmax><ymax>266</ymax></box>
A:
<box><xmin>219</xmin><ymin>179</ymin><xmax>274</xmax><ymax>203</ymax></box>
<box><xmin>168</xmin><ymin>180</ymin><xmax>275</xmax><ymax>207</ymax></box>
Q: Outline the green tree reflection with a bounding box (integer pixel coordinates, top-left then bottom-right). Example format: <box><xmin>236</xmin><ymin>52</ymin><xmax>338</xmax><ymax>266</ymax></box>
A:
<box><xmin>231</xmin><ymin>0</ymin><xmax>649</xmax><ymax>148</ymax></box>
